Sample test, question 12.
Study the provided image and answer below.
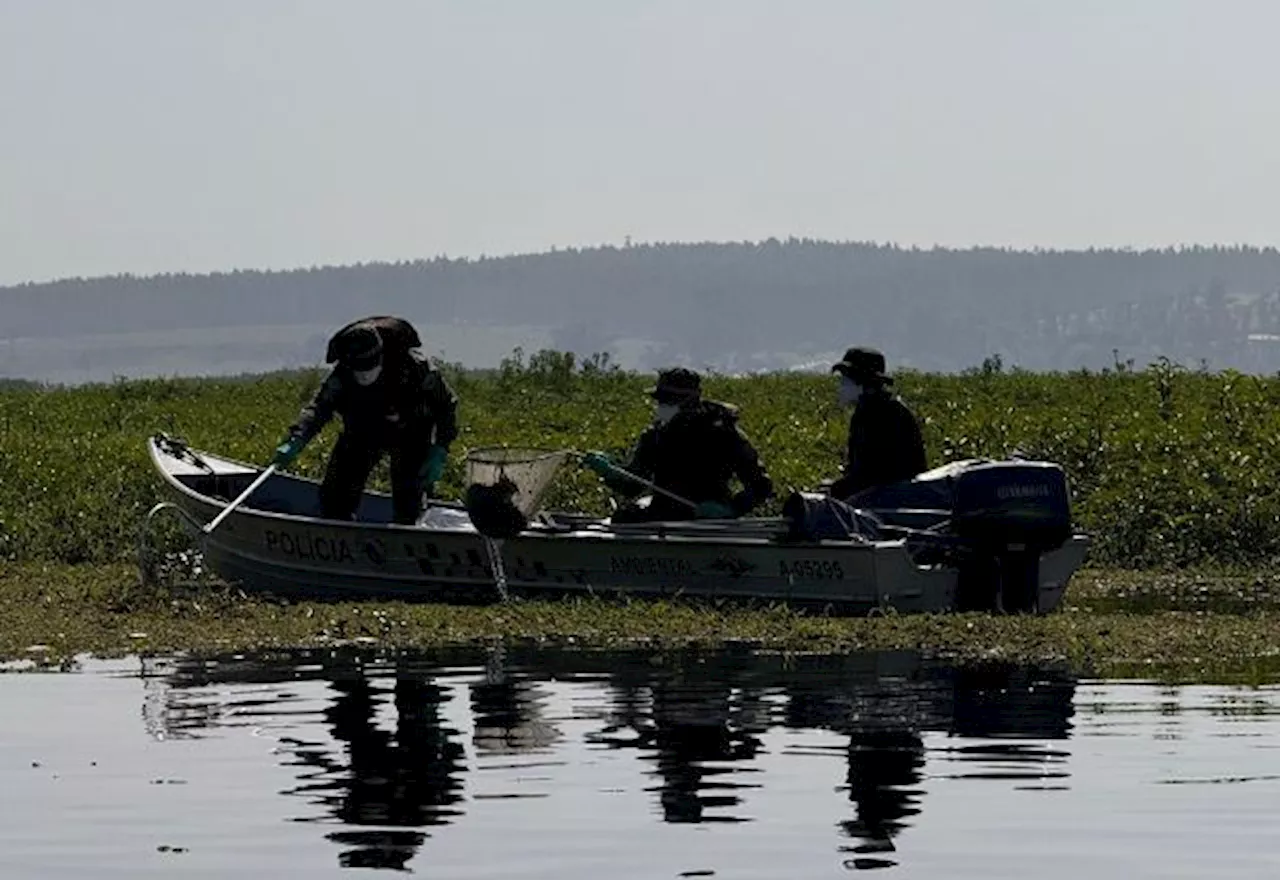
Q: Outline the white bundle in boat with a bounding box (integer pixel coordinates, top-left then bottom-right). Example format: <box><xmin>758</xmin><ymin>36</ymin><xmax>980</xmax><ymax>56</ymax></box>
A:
<box><xmin>417</xmin><ymin>506</ymin><xmax>477</xmax><ymax>531</ymax></box>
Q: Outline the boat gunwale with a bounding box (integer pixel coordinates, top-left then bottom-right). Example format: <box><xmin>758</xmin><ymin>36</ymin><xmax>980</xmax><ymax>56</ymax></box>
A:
<box><xmin>148</xmin><ymin>437</ymin><xmax>1090</xmax><ymax>558</ymax></box>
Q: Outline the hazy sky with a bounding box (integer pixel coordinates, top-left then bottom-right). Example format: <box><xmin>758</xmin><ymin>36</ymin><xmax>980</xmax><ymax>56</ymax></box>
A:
<box><xmin>2</xmin><ymin>0</ymin><xmax>1278</xmax><ymax>284</ymax></box>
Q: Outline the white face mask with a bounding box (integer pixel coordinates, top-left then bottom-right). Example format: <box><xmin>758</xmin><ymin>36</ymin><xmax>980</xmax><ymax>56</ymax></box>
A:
<box><xmin>353</xmin><ymin>364</ymin><xmax>383</xmax><ymax>386</ymax></box>
<box><xmin>655</xmin><ymin>402</ymin><xmax>682</xmax><ymax>425</ymax></box>
<box><xmin>838</xmin><ymin>376</ymin><xmax>863</xmax><ymax>407</ymax></box>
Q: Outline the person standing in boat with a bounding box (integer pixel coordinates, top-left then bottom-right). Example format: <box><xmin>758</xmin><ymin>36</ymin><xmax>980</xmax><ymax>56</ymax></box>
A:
<box><xmin>582</xmin><ymin>367</ymin><xmax>774</xmax><ymax>521</ymax></box>
<box><xmin>272</xmin><ymin>316</ymin><xmax>459</xmax><ymax>524</ymax></box>
<box><xmin>828</xmin><ymin>347</ymin><xmax>926</xmax><ymax>500</ymax></box>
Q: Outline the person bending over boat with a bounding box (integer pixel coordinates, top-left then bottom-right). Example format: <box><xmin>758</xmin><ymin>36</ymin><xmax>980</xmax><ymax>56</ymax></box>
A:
<box><xmin>271</xmin><ymin>316</ymin><xmax>459</xmax><ymax>524</ymax></box>
<box><xmin>828</xmin><ymin>347</ymin><xmax>926</xmax><ymax>500</ymax></box>
<box><xmin>582</xmin><ymin>367</ymin><xmax>774</xmax><ymax>522</ymax></box>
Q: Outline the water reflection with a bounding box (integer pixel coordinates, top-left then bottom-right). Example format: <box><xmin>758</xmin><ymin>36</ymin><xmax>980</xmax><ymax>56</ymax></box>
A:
<box><xmin>141</xmin><ymin>647</ymin><xmax>1077</xmax><ymax>871</ymax></box>
<box><xmin>150</xmin><ymin>653</ymin><xmax>469</xmax><ymax>871</ymax></box>
<box><xmin>591</xmin><ymin>659</ymin><xmax>769</xmax><ymax>823</ymax></box>
<box><xmin>470</xmin><ymin>648</ymin><xmax>561</xmax><ymax>756</ymax></box>
<box><xmin>305</xmin><ymin>666</ymin><xmax>465</xmax><ymax>870</ymax></box>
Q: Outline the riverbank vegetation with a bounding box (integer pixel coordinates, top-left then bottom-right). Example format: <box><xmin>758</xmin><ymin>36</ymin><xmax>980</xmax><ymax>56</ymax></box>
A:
<box><xmin>4</xmin><ymin>354</ymin><xmax>1280</xmax><ymax>568</ymax></box>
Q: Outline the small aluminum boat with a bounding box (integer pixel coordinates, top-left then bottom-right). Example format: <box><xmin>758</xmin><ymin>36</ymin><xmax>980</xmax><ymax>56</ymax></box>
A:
<box><xmin>145</xmin><ymin>434</ymin><xmax>1089</xmax><ymax>613</ymax></box>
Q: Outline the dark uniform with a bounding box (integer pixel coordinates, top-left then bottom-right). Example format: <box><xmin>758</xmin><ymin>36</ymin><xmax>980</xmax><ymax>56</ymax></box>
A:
<box><xmin>829</xmin><ymin>347</ymin><xmax>926</xmax><ymax>500</ymax></box>
<box><xmin>287</xmin><ymin>317</ymin><xmax>459</xmax><ymax>524</ymax></box>
<box><xmin>605</xmin><ymin>369</ymin><xmax>774</xmax><ymax>522</ymax></box>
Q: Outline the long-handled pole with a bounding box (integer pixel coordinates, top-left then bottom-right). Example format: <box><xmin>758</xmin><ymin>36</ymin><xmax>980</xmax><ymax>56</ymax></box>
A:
<box><xmin>202</xmin><ymin>464</ymin><xmax>277</xmax><ymax>535</ymax></box>
<box><xmin>587</xmin><ymin>457</ymin><xmax>698</xmax><ymax>511</ymax></box>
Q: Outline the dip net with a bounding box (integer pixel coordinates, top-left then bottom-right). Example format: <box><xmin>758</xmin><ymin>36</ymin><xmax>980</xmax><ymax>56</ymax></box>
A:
<box><xmin>464</xmin><ymin>447</ymin><xmax>571</xmax><ymax>540</ymax></box>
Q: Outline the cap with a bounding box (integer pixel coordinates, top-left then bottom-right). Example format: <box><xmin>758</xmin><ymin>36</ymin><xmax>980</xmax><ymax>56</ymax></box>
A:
<box><xmin>329</xmin><ymin>322</ymin><xmax>384</xmax><ymax>370</ymax></box>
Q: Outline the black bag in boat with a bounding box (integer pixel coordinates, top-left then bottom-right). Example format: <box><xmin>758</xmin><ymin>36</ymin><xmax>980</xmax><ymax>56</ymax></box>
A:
<box><xmin>782</xmin><ymin>491</ymin><xmax>883</xmax><ymax>541</ymax></box>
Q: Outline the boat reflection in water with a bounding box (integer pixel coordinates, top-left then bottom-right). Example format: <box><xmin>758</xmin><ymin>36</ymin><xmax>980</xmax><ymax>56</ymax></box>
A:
<box><xmin>295</xmin><ymin>660</ymin><xmax>467</xmax><ymax>870</ymax></box>
<box><xmin>139</xmin><ymin>646</ymin><xmax>1076</xmax><ymax>871</ymax></box>
<box><xmin>590</xmin><ymin>656</ymin><xmax>771</xmax><ymax>824</ymax></box>
<box><xmin>780</xmin><ymin>658</ymin><xmax>1073</xmax><ymax>869</ymax></box>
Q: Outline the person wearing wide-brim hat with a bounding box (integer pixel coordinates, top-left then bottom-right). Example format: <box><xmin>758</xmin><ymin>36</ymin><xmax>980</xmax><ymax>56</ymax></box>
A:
<box><xmin>828</xmin><ymin>346</ymin><xmax>926</xmax><ymax>500</ymax></box>
<box><xmin>272</xmin><ymin>316</ymin><xmax>459</xmax><ymax>524</ymax></box>
<box><xmin>582</xmin><ymin>366</ymin><xmax>774</xmax><ymax>521</ymax></box>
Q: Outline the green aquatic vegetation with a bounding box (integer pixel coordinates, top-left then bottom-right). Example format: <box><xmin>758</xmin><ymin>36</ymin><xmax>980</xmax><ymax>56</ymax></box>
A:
<box><xmin>2</xmin><ymin>564</ymin><xmax>1278</xmax><ymax>684</ymax></box>
<box><xmin>6</xmin><ymin>358</ymin><xmax>1280</xmax><ymax>568</ymax></box>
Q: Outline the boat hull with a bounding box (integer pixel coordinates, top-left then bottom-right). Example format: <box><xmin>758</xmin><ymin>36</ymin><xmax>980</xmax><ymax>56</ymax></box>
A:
<box><xmin>146</xmin><ymin>436</ymin><xmax>1089</xmax><ymax>613</ymax></box>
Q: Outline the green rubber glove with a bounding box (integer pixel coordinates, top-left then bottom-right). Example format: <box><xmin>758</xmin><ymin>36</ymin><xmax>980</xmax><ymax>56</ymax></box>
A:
<box><xmin>581</xmin><ymin>451</ymin><xmax>615</xmax><ymax>477</ymax></box>
<box><xmin>272</xmin><ymin>435</ymin><xmax>306</xmax><ymax>467</ymax></box>
<box><xmin>694</xmin><ymin>500</ymin><xmax>735</xmax><ymax>519</ymax></box>
<box><xmin>421</xmin><ymin>445</ymin><xmax>448</xmax><ymax>485</ymax></box>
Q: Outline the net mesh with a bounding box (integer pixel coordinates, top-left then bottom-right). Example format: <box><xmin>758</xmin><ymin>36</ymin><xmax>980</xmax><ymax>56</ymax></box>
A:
<box><xmin>464</xmin><ymin>447</ymin><xmax>570</xmax><ymax>517</ymax></box>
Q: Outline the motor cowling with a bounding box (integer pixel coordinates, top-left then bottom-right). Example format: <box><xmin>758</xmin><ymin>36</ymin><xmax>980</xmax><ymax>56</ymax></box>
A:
<box><xmin>950</xmin><ymin>461</ymin><xmax>1071</xmax><ymax>553</ymax></box>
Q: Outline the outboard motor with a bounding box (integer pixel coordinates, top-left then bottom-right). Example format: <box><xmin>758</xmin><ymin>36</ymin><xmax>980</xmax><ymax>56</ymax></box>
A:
<box><xmin>949</xmin><ymin>461</ymin><xmax>1072</xmax><ymax>613</ymax></box>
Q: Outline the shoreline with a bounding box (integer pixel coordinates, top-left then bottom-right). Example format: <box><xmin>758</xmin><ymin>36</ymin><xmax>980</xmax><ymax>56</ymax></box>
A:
<box><xmin>3</xmin><ymin>563</ymin><xmax>1278</xmax><ymax>684</ymax></box>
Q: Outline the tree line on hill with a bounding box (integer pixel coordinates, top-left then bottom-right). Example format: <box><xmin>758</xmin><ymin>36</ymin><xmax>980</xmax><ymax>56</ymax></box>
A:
<box><xmin>3</xmin><ymin>240</ymin><xmax>1279</xmax><ymax>377</ymax></box>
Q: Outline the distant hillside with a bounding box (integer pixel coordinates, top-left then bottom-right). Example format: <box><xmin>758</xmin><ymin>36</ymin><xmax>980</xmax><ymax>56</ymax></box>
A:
<box><xmin>4</xmin><ymin>240</ymin><xmax>1280</xmax><ymax>382</ymax></box>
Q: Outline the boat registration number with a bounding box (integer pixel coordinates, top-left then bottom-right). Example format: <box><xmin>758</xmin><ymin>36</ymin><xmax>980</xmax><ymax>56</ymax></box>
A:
<box><xmin>779</xmin><ymin>559</ymin><xmax>844</xmax><ymax>580</ymax></box>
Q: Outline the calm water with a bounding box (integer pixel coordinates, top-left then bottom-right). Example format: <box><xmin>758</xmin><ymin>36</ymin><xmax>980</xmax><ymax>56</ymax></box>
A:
<box><xmin>2</xmin><ymin>647</ymin><xmax>1278</xmax><ymax>879</ymax></box>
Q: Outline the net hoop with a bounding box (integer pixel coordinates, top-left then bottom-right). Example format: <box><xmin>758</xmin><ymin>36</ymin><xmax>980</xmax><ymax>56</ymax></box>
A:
<box><xmin>463</xmin><ymin>446</ymin><xmax>570</xmax><ymax>517</ymax></box>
